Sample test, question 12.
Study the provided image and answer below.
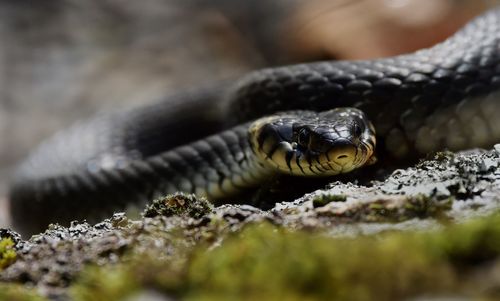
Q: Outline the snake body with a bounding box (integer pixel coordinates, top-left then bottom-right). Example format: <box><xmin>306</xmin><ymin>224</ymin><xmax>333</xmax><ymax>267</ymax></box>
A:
<box><xmin>10</xmin><ymin>7</ymin><xmax>500</xmax><ymax>234</ymax></box>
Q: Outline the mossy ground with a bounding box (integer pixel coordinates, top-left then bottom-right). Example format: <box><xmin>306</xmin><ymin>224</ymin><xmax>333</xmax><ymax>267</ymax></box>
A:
<box><xmin>69</xmin><ymin>214</ymin><xmax>500</xmax><ymax>301</ymax></box>
<box><xmin>143</xmin><ymin>193</ymin><xmax>213</xmax><ymax>219</ymax></box>
<box><xmin>0</xmin><ymin>238</ymin><xmax>16</xmax><ymax>270</ymax></box>
<box><xmin>2</xmin><ymin>203</ymin><xmax>500</xmax><ymax>300</ymax></box>
<box><xmin>4</xmin><ymin>148</ymin><xmax>500</xmax><ymax>300</ymax></box>
<box><xmin>0</xmin><ymin>284</ymin><xmax>47</xmax><ymax>301</ymax></box>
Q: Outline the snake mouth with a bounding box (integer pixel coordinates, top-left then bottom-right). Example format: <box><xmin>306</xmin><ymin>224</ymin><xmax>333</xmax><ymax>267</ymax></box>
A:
<box><xmin>249</xmin><ymin>108</ymin><xmax>376</xmax><ymax>177</ymax></box>
<box><xmin>278</xmin><ymin>139</ymin><xmax>371</xmax><ymax>176</ymax></box>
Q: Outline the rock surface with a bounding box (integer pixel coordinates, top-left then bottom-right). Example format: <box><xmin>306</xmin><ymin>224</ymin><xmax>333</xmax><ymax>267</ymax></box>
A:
<box><xmin>1</xmin><ymin>148</ymin><xmax>500</xmax><ymax>300</ymax></box>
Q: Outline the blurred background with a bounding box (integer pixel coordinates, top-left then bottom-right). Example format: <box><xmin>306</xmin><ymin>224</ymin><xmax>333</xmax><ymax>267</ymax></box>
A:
<box><xmin>0</xmin><ymin>0</ymin><xmax>495</xmax><ymax>226</ymax></box>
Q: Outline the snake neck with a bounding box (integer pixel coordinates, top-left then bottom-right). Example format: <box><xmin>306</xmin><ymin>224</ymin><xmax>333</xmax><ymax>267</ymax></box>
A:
<box><xmin>8</xmin><ymin>122</ymin><xmax>274</xmax><ymax>235</ymax></box>
<box><xmin>130</xmin><ymin>122</ymin><xmax>274</xmax><ymax>201</ymax></box>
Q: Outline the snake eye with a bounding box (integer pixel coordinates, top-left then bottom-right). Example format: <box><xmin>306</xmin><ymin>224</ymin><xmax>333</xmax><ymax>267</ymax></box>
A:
<box><xmin>353</xmin><ymin>124</ymin><xmax>362</xmax><ymax>137</ymax></box>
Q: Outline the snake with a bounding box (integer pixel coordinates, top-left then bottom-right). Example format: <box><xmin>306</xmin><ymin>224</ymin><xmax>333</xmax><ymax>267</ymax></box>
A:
<box><xmin>9</xmin><ymin>7</ymin><xmax>500</xmax><ymax>235</ymax></box>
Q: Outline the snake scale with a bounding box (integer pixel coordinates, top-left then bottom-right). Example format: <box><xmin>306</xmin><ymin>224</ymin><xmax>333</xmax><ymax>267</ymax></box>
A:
<box><xmin>10</xmin><ymin>7</ymin><xmax>500</xmax><ymax>235</ymax></box>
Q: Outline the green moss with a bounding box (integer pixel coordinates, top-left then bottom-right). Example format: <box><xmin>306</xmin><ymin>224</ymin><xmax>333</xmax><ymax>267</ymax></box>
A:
<box><xmin>187</xmin><ymin>215</ymin><xmax>500</xmax><ymax>300</ymax></box>
<box><xmin>71</xmin><ymin>265</ymin><xmax>139</xmax><ymax>301</ymax></box>
<box><xmin>0</xmin><ymin>238</ymin><xmax>16</xmax><ymax>270</ymax></box>
<box><xmin>0</xmin><ymin>284</ymin><xmax>47</xmax><ymax>301</ymax></box>
<box><xmin>71</xmin><ymin>253</ymin><xmax>188</xmax><ymax>301</ymax></box>
<box><xmin>142</xmin><ymin>193</ymin><xmax>213</xmax><ymax>219</ymax></box>
<box><xmin>187</xmin><ymin>224</ymin><xmax>451</xmax><ymax>300</ymax></box>
<box><xmin>403</xmin><ymin>195</ymin><xmax>453</xmax><ymax>218</ymax></box>
<box><xmin>71</xmin><ymin>214</ymin><xmax>500</xmax><ymax>301</ymax></box>
<box><xmin>312</xmin><ymin>193</ymin><xmax>346</xmax><ymax>208</ymax></box>
<box><xmin>363</xmin><ymin>194</ymin><xmax>452</xmax><ymax>223</ymax></box>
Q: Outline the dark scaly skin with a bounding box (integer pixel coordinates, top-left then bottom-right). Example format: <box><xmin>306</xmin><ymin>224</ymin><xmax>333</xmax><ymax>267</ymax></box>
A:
<box><xmin>231</xmin><ymin>8</ymin><xmax>500</xmax><ymax>156</ymax></box>
<box><xmin>10</xmin><ymin>8</ymin><xmax>500</xmax><ymax>235</ymax></box>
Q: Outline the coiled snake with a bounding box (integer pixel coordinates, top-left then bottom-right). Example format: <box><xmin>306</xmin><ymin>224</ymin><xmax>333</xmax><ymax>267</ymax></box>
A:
<box><xmin>10</xmin><ymin>7</ymin><xmax>500</xmax><ymax>234</ymax></box>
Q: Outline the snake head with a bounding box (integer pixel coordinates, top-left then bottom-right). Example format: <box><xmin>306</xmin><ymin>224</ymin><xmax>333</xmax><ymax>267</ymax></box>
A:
<box><xmin>249</xmin><ymin>108</ymin><xmax>376</xmax><ymax>176</ymax></box>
